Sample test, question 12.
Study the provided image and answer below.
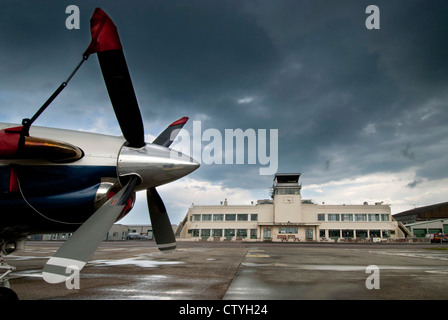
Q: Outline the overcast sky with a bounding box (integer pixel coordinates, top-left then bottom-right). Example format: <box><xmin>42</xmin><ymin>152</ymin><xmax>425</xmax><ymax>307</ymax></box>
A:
<box><xmin>1</xmin><ymin>1</ymin><xmax>448</xmax><ymax>225</ymax></box>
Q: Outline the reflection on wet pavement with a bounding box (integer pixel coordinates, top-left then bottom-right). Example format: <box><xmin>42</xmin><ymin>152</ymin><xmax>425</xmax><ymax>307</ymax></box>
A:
<box><xmin>7</xmin><ymin>241</ymin><xmax>448</xmax><ymax>300</ymax></box>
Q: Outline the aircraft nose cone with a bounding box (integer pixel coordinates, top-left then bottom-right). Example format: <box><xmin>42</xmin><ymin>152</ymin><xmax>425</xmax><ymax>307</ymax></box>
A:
<box><xmin>162</xmin><ymin>149</ymin><xmax>199</xmax><ymax>177</ymax></box>
<box><xmin>117</xmin><ymin>143</ymin><xmax>199</xmax><ymax>191</ymax></box>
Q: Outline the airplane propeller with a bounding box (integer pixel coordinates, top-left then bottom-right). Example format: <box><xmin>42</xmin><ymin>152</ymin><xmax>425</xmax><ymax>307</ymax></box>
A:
<box><xmin>147</xmin><ymin>187</ymin><xmax>176</xmax><ymax>251</ymax></box>
<box><xmin>43</xmin><ymin>175</ymin><xmax>140</xmax><ymax>283</ymax></box>
<box><xmin>97</xmin><ymin>49</ymin><xmax>145</xmax><ymax>148</ymax></box>
<box><xmin>42</xmin><ymin>8</ymin><xmax>198</xmax><ymax>284</ymax></box>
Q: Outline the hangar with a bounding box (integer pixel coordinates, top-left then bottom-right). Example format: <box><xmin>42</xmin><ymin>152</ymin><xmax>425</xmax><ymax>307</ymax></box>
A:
<box><xmin>177</xmin><ymin>173</ymin><xmax>406</xmax><ymax>242</ymax></box>
<box><xmin>393</xmin><ymin>202</ymin><xmax>448</xmax><ymax>225</ymax></box>
<box><xmin>393</xmin><ymin>202</ymin><xmax>448</xmax><ymax>237</ymax></box>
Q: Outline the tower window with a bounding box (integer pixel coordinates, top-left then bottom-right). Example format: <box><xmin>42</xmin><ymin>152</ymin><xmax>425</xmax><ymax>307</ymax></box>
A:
<box><xmin>274</xmin><ymin>188</ymin><xmax>301</xmax><ymax>195</ymax></box>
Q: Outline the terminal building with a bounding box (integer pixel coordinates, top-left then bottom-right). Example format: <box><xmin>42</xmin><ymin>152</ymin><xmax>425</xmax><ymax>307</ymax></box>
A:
<box><xmin>177</xmin><ymin>173</ymin><xmax>407</xmax><ymax>242</ymax></box>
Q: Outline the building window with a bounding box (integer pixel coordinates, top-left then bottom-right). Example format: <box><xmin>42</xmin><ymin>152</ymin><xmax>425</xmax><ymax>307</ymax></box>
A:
<box><xmin>356</xmin><ymin>230</ymin><xmax>368</xmax><ymax>239</ymax></box>
<box><xmin>319</xmin><ymin>230</ymin><xmax>326</xmax><ymax>238</ymax></box>
<box><xmin>342</xmin><ymin>230</ymin><xmax>354</xmax><ymax>238</ymax></box>
<box><xmin>237</xmin><ymin>214</ymin><xmax>248</xmax><ymax>221</ymax></box>
<box><xmin>201</xmin><ymin>229</ymin><xmax>211</xmax><ymax>238</ymax></box>
<box><xmin>250</xmin><ymin>229</ymin><xmax>257</xmax><ymax>239</ymax></box>
<box><xmin>355</xmin><ymin>214</ymin><xmax>367</xmax><ymax>221</ymax></box>
<box><xmin>382</xmin><ymin>230</ymin><xmax>390</xmax><ymax>238</ymax></box>
<box><xmin>369</xmin><ymin>230</ymin><xmax>381</xmax><ymax>238</ymax></box>
<box><xmin>213</xmin><ymin>214</ymin><xmax>224</xmax><ymax>221</ymax></box>
<box><xmin>192</xmin><ymin>214</ymin><xmax>201</xmax><ymax>221</ymax></box>
<box><xmin>189</xmin><ymin>229</ymin><xmax>199</xmax><ymax>237</ymax></box>
<box><xmin>274</xmin><ymin>187</ymin><xmax>301</xmax><ymax>195</ymax></box>
<box><xmin>212</xmin><ymin>229</ymin><xmax>223</xmax><ymax>237</ymax></box>
<box><xmin>368</xmin><ymin>214</ymin><xmax>380</xmax><ymax>222</ymax></box>
<box><xmin>328</xmin><ymin>214</ymin><xmax>340</xmax><ymax>221</ymax></box>
<box><xmin>237</xmin><ymin>229</ymin><xmax>247</xmax><ymax>238</ymax></box>
<box><xmin>278</xmin><ymin>227</ymin><xmax>298</xmax><ymax>234</ymax></box>
<box><xmin>225</xmin><ymin>214</ymin><xmax>236</xmax><ymax>221</ymax></box>
<box><xmin>202</xmin><ymin>214</ymin><xmax>212</xmax><ymax>221</ymax></box>
<box><xmin>251</xmin><ymin>214</ymin><xmax>258</xmax><ymax>221</ymax></box>
<box><xmin>263</xmin><ymin>228</ymin><xmax>271</xmax><ymax>239</ymax></box>
<box><xmin>341</xmin><ymin>214</ymin><xmax>353</xmax><ymax>222</ymax></box>
<box><xmin>224</xmin><ymin>229</ymin><xmax>235</xmax><ymax>237</ymax></box>
<box><xmin>317</xmin><ymin>214</ymin><xmax>325</xmax><ymax>221</ymax></box>
<box><xmin>329</xmin><ymin>230</ymin><xmax>340</xmax><ymax>238</ymax></box>
<box><xmin>381</xmin><ymin>214</ymin><xmax>389</xmax><ymax>221</ymax></box>
<box><xmin>305</xmin><ymin>229</ymin><xmax>313</xmax><ymax>240</ymax></box>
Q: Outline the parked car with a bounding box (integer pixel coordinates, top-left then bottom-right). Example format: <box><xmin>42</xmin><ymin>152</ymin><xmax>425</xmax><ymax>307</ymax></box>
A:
<box><xmin>127</xmin><ymin>233</ymin><xmax>142</xmax><ymax>240</ymax></box>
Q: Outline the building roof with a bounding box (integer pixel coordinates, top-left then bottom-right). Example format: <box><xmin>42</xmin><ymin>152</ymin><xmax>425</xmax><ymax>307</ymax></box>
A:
<box><xmin>274</xmin><ymin>173</ymin><xmax>301</xmax><ymax>185</ymax></box>
<box><xmin>274</xmin><ymin>173</ymin><xmax>301</xmax><ymax>177</ymax></box>
<box><xmin>393</xmin><ymin>201</ymin><xmax>448</xmax><ymax>221</ymax></box>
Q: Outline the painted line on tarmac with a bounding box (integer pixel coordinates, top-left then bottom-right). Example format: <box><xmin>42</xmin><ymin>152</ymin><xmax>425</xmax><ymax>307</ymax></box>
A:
<box><xmin>246</xmin><ymin>249</ymin><xmax>270</xmax><ymax>258</ymax></box>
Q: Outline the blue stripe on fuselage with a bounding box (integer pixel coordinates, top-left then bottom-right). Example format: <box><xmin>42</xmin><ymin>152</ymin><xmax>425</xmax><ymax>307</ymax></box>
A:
<box><xmin>0</xmin><ymin>165</ymin><xmax>118</xmax><ymax>237</ymax></box>
<box><xmin>13</xmin><ymin>165</ymin><xmax>117</xmax><ymax>197</ymax></box>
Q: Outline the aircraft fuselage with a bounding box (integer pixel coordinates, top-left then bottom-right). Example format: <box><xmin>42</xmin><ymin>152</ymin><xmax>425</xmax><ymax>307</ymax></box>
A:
<box><xmin>0</xmin><ymin>123</ymin><xmax>198</xmax><ymax>240</ymax></box>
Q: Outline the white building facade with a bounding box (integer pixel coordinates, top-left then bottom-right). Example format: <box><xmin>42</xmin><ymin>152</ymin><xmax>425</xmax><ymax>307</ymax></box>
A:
<box><xmin>178</xmin><ymin>173</ymin><xmax>405</xmax><ymax>242</ymax></box>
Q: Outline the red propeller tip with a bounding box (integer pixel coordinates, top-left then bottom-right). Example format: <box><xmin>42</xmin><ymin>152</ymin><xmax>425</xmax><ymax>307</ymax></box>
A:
<box><xmin>169</xmin><ymin>117</ymin><xmax>189</xmax><ymax>126</ymax></box>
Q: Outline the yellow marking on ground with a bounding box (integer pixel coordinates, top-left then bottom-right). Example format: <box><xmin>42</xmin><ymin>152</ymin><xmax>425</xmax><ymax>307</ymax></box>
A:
<box><xmin>246</xmin><ymin>249</ymin><xmax>270</xmax><ymax>258</ymax></box>
<box><xmin>246</xmin><ymin>254</ymin><xmax>270</xmax><ymax>258</ymax></box>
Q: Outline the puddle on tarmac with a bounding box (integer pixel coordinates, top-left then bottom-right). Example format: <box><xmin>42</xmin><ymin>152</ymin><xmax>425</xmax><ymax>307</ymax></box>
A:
<box><xmin>91</xmin><ymin>257</ymin><xmax>184</xmax><ymax>268</ymax></box>
<box><xmin>369</xmin><ymin>250</ymin><xmax>448</xmax><ymax>261</ymax></box>
<box><xmin>242</xmin><ymin>262</ymin><xmax>448</xmax><ymax>272</ymax></box>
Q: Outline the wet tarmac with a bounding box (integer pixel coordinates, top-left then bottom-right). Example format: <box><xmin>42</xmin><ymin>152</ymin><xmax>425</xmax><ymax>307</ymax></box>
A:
<box><xmin>6</xmin><ymin>240</ymin><xmax>448</xmax><ymax>300</ymax></box>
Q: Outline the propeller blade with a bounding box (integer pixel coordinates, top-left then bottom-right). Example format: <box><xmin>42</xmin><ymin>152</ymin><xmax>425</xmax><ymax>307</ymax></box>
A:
<box><xmin>152</xmin><ymin>117</ymin><xmax>188</xmax><ymax>148</ymax></box>
<box><xmin>87</xmin><ymin>8</ymin><xmax>145</xmax><ymax>148</ymax></box>
<box><xmin>42</xmin><ymin>176</ymin><xmax>139</xmax><ymax>284</ymax></box>
<box><xmin>98</xmin><ymin>50</ymin><xmax>145</xmax><ymax>148</ymax></box>
<box><xmin>85</xmin><ymin>8</ymin><xmax>145</xmax><ymax>147</ymax></box>
<box><xmin>147</xmin><ymin>187</ymin><xmax>176</xmax><ymax>251</ymax></box>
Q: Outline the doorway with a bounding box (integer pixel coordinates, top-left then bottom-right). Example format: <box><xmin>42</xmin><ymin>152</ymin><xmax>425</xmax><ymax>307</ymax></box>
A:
<box><xmin>263</xmin><ymin>228</ymin><xmax>271</xmax><ymax>240</ymax></box>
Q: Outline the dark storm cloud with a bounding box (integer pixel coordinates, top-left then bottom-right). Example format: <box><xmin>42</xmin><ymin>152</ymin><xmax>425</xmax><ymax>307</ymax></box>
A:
<box><xmin>235</xmin><ymin>0</ymin><xmax>448</xmax><ymax>187</ymax></box>
<box><xmin>0</xmin><ymin>1</ymin><xmax>109</xmax><ymax>129</ymax></box>
<box><xmin>1</xmin><ymin>0</ymin><xmax>448</xmax><ymax>212</ymax></box>
<box><xmin>125</xmin><ymin>1</ymin><xmax>281</xmax><ymax>128</ymax></box>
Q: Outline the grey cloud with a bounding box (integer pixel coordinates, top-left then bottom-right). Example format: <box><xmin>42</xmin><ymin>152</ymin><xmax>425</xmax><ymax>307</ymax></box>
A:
<box><xmin>1</xmin><ymin>1</ymin><xmax>448</xmax><ymax>210</ymax></box>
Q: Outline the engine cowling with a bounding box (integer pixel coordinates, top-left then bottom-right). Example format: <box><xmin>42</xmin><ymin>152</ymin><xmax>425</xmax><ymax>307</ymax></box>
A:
<box><xmin>94</xmin><ymin>178</ymin><xmax>135</xmax><ymax>221</ymax></box>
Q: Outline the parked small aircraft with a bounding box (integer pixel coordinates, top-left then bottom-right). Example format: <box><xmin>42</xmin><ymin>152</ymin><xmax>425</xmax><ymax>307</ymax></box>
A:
<box><xmin>0</xmin><ymin>8</ymin><xmax>199</xmax><ymax>298</ymax></box>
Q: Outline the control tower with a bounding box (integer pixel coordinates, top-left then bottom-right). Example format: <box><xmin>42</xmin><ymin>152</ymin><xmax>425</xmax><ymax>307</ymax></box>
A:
<box><xmin>272</xmin><ymin>173</ymin><xmax>302</xmax><ymax>223</ymax></box>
